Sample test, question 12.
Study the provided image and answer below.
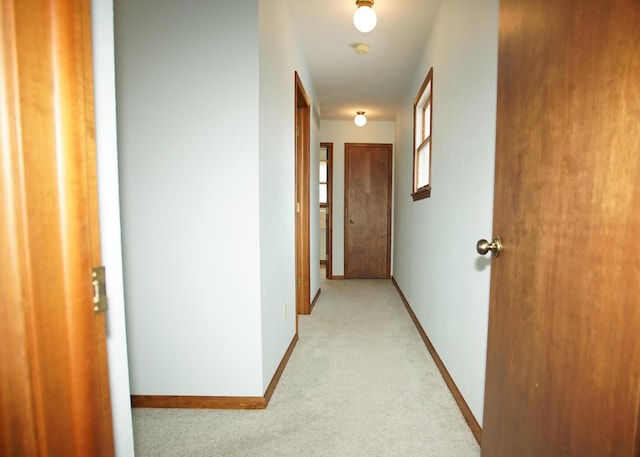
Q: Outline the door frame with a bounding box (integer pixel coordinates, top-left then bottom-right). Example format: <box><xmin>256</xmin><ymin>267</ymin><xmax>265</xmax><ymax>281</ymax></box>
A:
<box><xmin>294</xmin><ymin>72</ymin><xmax>311</xmax><ymax>315</ymax></box>
<box><xmin>320</xmin><ymin>142</ymin><xmax>333</xmax><ymax>279</ymax></box>
<box><xmin>0</xmin><ymin>0</ymin><xmax>114</xmax><ymax>454</ymax></box>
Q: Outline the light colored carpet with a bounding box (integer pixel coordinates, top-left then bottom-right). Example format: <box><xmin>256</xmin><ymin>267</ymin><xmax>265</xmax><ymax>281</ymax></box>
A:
<box><xmin>132</xmin><ymin>277</ymin><xmax>481</xmax><ymax>457</ymax></box>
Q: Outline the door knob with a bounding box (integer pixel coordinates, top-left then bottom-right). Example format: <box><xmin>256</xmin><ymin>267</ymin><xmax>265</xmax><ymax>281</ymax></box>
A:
<box><xmin>349</xmin><ymin>218</ymin><xmax>355</xmax><ymax>224</ymax></box>
<box><xmin>477</xmin><ymin>236</ymin><xmax>502</xmax><ymax>257</ymax></box>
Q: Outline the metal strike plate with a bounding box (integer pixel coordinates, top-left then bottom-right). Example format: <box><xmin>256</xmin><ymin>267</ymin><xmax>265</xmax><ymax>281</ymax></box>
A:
<box><xmin>92</xmin><ymin>266</ymin><xmax>108</xmax><ymax>314</ymax></box>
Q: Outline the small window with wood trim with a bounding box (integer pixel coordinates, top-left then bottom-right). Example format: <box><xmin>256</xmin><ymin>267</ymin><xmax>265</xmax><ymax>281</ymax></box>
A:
<box><xmin>412</xmin><ymin>67</ymin><xmax>433</xmax><ymax>200</ymax></box>
<box><xmin>319</xmin><ymin>146</ymin><xmax>328</xmax><ymax>207</ymax></box>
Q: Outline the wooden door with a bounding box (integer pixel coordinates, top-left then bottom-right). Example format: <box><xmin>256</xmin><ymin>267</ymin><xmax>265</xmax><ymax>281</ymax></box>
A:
<box><xmin>344</xmin><ymin>143</ymin><xmax>392</xmax><ymax>279</ymax></box>
<box><xmin>481</xmin><ymin>0</ymin><xmax>640</xmax><ymax>456</ymax></box>
<box><xmin>0</xmin><ymin>0</ymin><xmax>114</xmax><ymax>455</ymax></box>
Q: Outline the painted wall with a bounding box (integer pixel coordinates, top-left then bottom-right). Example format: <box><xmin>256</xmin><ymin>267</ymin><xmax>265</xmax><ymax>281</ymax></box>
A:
<box><xmin>115</xmin><ymin>0</ymin><xmax>317</xmax><ymax>399</ymax></box>
<box><xmin>115</xmin><ymin>0</ymin><xmax>264</xmax><ymax>396</ymax></box>
<box><xmin>319</xmin><ymin>121</ymin><xmax>396</xmax><ymax>277</ymax></box>
<box><xmin>392</xmin><ymin>0</ymin><xmax>499</xmax><ymax>425</ymax></box>
<box><xmin>92</xmin><ymin>0</ymin><xmax>135</xmax><ymax>454</ymax></box>
<box><xmin>319</xmin><ymin>208</ymin><xmax>327</xmax><ymax>261</ymax></box>
<box><xmin>309</xmin><ymin>105</ymin><xmax>321</xmax><ymax>305</ymax></box>
<box><xmin>258</xmin><ymin>0</ymin><xmax>318</xmax><ymax>390</ymax></box>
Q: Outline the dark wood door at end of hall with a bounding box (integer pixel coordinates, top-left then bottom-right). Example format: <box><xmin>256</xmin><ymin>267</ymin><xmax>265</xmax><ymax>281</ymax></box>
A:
<box><xmin>344</xmin><ymin>143</ymin><xmax>392</xmax><ymax>279</ymax></box>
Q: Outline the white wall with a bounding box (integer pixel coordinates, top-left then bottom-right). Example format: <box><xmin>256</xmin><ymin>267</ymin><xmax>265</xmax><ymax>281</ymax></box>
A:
<box><xmin>91</xmin><ymin>1</ymin><xmax>135</xmax><ymax>455</ymax></box>
<box><xmin>319</xmin><ymin>121</ymin><xmax>395</xmax><ymax>276</ymax></box>
<box><xmin>392</xmin><ymin>0</ymin><xmax>499</xmax><ymax>425</ymax></box>
<box><xmin>116</xmin><ymin>0</ymin><xmax>264</xmax><ymax>396</ymax></box>
<box><xmin>258</xmin><ymin>0</ymin><xmax>317</xmax><ymax>390</ymax></box>
<box><xmin>309</xmin><ymin>105</ymin><xmax>321</xmax><ymax>303</ymax></box>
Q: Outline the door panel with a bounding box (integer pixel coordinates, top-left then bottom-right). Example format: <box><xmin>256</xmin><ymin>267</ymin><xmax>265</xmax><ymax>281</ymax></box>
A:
<box><xmin>0</xmin><ymin>0</ymin><xmax>114</xmax><ymax>455</ymax></box>
<box><xmin>344</xmin><ymin>143</ymin><xmax>392</xmax><ymax>279</ymax></box>
<box><xmin>481</xmin><ymin>0</ymin><xmax>640</xmax><ymax>455</ymax></box>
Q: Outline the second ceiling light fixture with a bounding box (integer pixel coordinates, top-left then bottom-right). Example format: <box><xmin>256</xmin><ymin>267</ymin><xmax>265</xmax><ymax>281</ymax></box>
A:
<box><xmin>353</xmin><ymin>0</ymin><xmax>377</xmax><ymax>33</ymax></box>
<box><xmin>354</xmin><ymin>111</ymin><xmax>367</xmax><ymax>127</ymax></box>
<box><xmin>353</xmin><ymin>1</ymin><xmax>375</xmax><ymax>126</ymax></box>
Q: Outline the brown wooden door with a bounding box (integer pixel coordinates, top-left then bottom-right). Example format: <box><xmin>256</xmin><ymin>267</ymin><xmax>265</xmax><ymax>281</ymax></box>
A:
<box><xmin>344</xmin><ymin>143</ymin><xmax>392</xmax><ymax>279</ymax></box>
<box><xmin>481</xmin><ymin>0</ymin><xmax>640</xmax><ymax>456</ymax></box>
<box><xmin>0</xmin><ymin>0</ymin><xmax>114</xmax><ymax>455</ymax></box>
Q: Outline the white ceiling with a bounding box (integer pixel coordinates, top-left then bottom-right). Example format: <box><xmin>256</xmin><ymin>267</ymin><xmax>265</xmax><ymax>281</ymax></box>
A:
<box><xmin>285</xmin><ymin>0</ymin><xmax>442</xmax><ymax>122</ymax></box>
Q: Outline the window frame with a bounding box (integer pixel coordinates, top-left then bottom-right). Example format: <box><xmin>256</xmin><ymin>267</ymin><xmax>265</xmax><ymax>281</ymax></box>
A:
<box><xmin>319</xmin><ymin>147</ymin><xmax>328</xmax><ymax>208</ymax></box>
<box><xmin>412</xmin><ymin>67</ymin><xmax>433</xmax><ymax>201</ymax></box>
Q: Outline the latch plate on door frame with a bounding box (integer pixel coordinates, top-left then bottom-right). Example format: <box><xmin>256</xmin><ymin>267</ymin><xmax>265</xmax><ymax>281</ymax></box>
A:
<box><xmin>92</xmin><ymin>266</ymin><xmax>108</xmax><ymax>314</ymax></box>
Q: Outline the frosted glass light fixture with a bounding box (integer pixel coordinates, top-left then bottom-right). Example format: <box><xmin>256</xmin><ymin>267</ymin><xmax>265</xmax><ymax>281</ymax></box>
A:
<box><xmin>353</xmin><ymin>0</ymin><xmax>377</xmax><ymax>33</ymax></box>
<box><xmin>354</xmin><ymin>111</ymin><xmax>367</xmax><ymax>127</ymax></box>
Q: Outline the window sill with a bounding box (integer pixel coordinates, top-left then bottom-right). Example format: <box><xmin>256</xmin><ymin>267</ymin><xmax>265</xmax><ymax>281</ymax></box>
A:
<box><xmin>411</xmin><ymin>186</ymin><xmax>431</xmax><ymax>201</ymax></box>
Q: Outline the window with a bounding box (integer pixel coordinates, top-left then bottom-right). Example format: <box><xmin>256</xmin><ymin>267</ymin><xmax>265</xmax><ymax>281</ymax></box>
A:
<box><xmin>319</xmin><ymin>146</ymin><xmax>328</xmax><ymax>206</ymax></box>
<box><xmin>412</xmin><ymin>67</ymin><xmax>433</xmax><ymax>200</ymax></box>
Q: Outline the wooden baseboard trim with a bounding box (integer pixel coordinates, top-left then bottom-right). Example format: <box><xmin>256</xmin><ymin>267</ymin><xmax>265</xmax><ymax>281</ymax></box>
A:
<box><xmin>264</xmin><ymin>334</ymin><xmax>298</xmax><ymax>405</ymax></box>
<box><xmin>310</xmin><ymin>288</ymin><xmax>321</xmax><ymax>313</ymax></box>
<box><xmin>132</xmin><ymin>334</ymin><xmax>298</xmax><ymax>410</ymax></box>
<box><xmin>329</xmin><ymin>275</ymin><xmax>345</xmax><ymax>280</ymax></box>
<box><xmin>391</xmin><ymin>277</ymin><xmax>483</xmax><ymax>445</ymax></box>
<box><xmin>131</xmin><ymin>395</ymin><xmax>266</xmax><ymax>409</ymax></box>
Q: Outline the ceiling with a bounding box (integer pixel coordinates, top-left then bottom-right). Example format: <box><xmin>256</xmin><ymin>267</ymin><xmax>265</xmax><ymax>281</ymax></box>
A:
<box><xmin>285</xmin><ymin>0</ymin><xmax>442</xmax><ymax>122</ymax></box>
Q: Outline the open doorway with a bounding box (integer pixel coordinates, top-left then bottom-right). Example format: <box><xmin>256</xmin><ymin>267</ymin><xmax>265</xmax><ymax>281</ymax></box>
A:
<box><xmin>294</xmin><ymin>72</ymin><xmax>311</xmax><ymax>315</ymax></box>
<box><xmin>319</xmin><ymin>143</ymin><xmax>333</xmax><ymax>278</ymax></box>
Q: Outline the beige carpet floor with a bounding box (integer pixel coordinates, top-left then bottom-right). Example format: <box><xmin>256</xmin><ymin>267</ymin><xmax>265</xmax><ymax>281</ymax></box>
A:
<box><xmin>132</xmin><ymin>276</ymin><xmax>481</xmax><ymax>457</ymax></box>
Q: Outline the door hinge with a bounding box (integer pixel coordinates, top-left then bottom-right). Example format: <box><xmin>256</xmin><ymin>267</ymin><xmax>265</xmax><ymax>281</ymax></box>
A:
<box><xmin>92</xmin><ymin>266</ymin><xmax>108</xmax><ymax>314</ymax></box>
<box><xmin>296</xmin><ymin>202</ymin><xmax>300</xmax><ymax>213</ymax></box>
<box><xmin>296</xmin><ymin>278</ymin><xmax>301</xmax><ymax>287</ymax></box>
<box><xmin>296</xmin><ymin>125</ymin><xmax>299</xmax><ymax>136</ymax></box>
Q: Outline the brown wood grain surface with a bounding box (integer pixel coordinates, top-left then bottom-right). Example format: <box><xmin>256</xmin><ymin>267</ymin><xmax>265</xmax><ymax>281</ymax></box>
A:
<box><xmin>295</xmin><ymin>72</ymin><xmax>311</xmax><ymax>315</ymax></box>
<box><xmin>482</xmin><ymin>0</ymin><xmax>640</xmax><ymax>455</ymax></box>
<box><xmin>344</xmin><ymin>143</ymin><xmax>392</xmax><ymax>279</ymax></box>
<box><xmin>1</xmin><ymin>0</ymin><xmax>114</xmax><ymax>455</ymax></box>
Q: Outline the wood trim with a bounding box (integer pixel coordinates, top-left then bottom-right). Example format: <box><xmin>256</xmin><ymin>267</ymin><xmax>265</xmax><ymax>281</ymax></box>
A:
<box><xmin>411</xmin><ymin>185</ymin><xmax>431</xmax><ymax>201</ymax></box>
<box><xmin>263</xmin><ymin>334</ymin><xmax>298</xmax><ymax>405</ymax></box>
<box><xmin>132</xmin><ymin>335</ymin><xmax>298</xmax><ymax>410</ymax></box>
<box><xmin>635</xmin><ymin>401</ymin><xmax>640</xmax><ymax>457</ymax></box>
<box><xmin>391</xmin><ymin>277</ymin><xmax>482</xmax><ymax>445</ymax></box>
<box><xmin>131</xmin><ymin>395</ymin><xmax>267</xmax><ymax>410</ymax></box>
<box><xmin>1</xmin><ymin>1</ymin><xmax>114</xmax><ymax>454</ymax></box>
<box><xmin>330</xmin><ymin>275</ymin><xmax>346</xmax><ymax>280</ymax></box>
<box><xmin>309</xmin><ymin>288</ymin><xmax>321</xmax><ymax>313</ymax></box>
<box><xmin>412</xmin><ymin>67</ymin><xmax>433</xmax><ymax>201</ymax></box>
<box><xmin>1</xmin><ymin>3</ymin><xmax>37</xmax><ymax>451</ymax></box>
<box><xmin>80</xmin><ymin>0</ymin><xmax>115</xmax><ymax>446</ymax></box>
<box><xmin>294</xmin><ymin>71</ymin><xmax>311</xmax><ymax>316</ymax></box>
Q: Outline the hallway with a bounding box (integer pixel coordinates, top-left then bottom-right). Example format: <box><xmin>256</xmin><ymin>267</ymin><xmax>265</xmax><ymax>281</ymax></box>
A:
<box><xmin>132</xmin><ymin>276</ymin><xmax>479</xmax><ymax>456</ymax></box>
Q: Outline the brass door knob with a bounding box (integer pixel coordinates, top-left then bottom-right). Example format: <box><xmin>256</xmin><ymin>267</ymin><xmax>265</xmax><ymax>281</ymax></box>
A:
<box><xmin>477</xmin><ymin>236</ymin><xmax>502</xmax><ymax>257</ymax></box>
<box><xmin>349</xmin><ymin>218</ymin><xmax>355</xmax><ymax>224</ymax></box>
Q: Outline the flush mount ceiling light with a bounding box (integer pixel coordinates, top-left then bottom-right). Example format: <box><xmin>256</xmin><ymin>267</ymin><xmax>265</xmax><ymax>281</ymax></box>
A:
<box><xmin>353</xmin><ymin>0</ymin><xmax>377</xmax><ymax>33</ymax></box>
<box><xmin>354</xmin><ymin>111</ymin><xmax>367</xmax><ymax>127</ymax></box>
